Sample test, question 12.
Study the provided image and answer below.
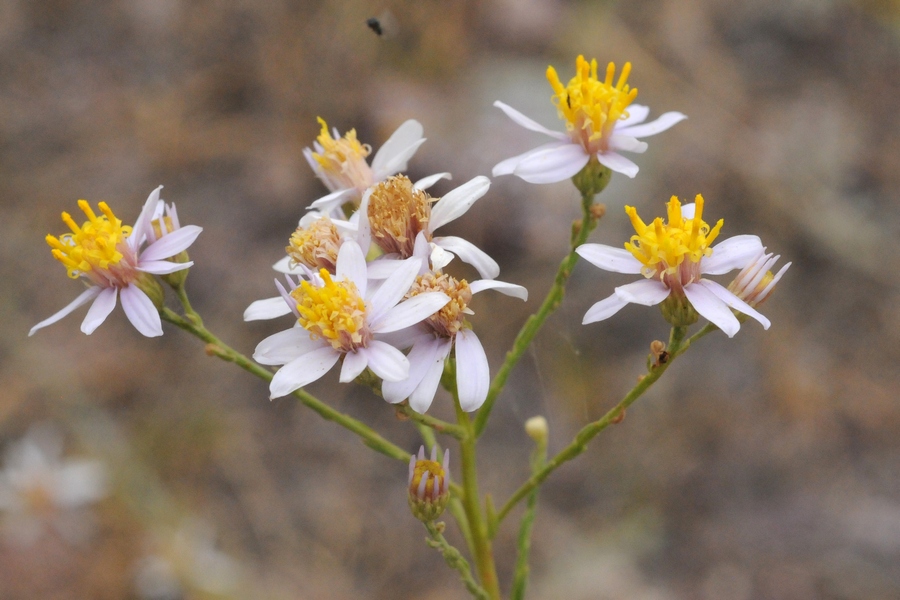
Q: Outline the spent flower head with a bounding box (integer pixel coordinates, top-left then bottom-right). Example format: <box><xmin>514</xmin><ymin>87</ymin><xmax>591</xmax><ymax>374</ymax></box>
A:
<box><xmin>29</xmin><ymin>187</ymin><xmax>202</xmax><ymax>338</ymax></box>
<box><xmin>576</xmin><ymin>195</ymin><xmax>778</xmax><ymax>337</ymax></box>
<box><xmin>493</xmin><ymin>55</ymin><xmax>686</xmax><ymax>183</ymax></box>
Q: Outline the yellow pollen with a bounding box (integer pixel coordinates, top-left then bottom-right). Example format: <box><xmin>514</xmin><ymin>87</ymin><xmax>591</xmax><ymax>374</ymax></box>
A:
<box><xmin>367</xmin><ymin>175</ymin><xmax>434</xmax><ymax>257</ymax></box>
<box><xmin>409</xmin><ymin>459</ymin><xmax>445</xmax><ymax>500</ymax></box>
<box><xmin>624</xmin><ymin>194</ymin><xmax>723</xmax><ymax>277</ymax></box>
<box><xmin>407</xmin><ymin>272</ymin><xmax>472</xmax><ymax>338</ymax></box>
<box><xmin>547</xmin><ymin>55</ymin><xmax>638</xmax><ymax>151</ymax></box>
<box><xmin>291</xmin><ymin>269</ymin><xmax>369</xmax><ymax>351</ymax></box>
<box><xmin>311</xmin><ymin>117</ymin><xmax>371</xmax><ymax>170</ymax></box>
<box><xmin>286</xmin><ymin>217</ymin><xmax>341</xmax><ymax>272</ymax></box>
<box><xmin>46</xmin><ymin>200</ymin><xmax>133</xmax><ymax>279</ymax></box>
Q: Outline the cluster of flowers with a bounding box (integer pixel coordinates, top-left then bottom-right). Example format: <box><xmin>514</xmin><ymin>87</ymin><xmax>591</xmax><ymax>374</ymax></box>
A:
<box><xmin>31</xmin><ymin>55</ymin><xmax>789</xmax><ymax>417</ymax></box>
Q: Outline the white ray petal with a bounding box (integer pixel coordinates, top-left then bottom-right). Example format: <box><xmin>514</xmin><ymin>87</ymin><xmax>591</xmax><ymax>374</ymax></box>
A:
<box><xmin>615</xmin><ymin>111</ymin><xmax>687</xmax><ymax>138</ymax></box>
<box><xmin>413</xmin><ymin>172</ymin><xmax>452</xmax><ymax>190</ymax></box>
<box><xmin>432</xmin><ymin>237</ymin><xmax>500</xmax><ymax>280</ymax></box>
<box><xmin>576</xmin><ymin>244</ymin><xmax>643</xmax><ymax>274</ymax></box>
<box><xmin>81</xmin><ymin>287</ymin><xmax>118</xmax><ymax>334</ymax></box>
<box><xmin>455</xmin><ymin>329</ymin><xmax>489</xmax><ymax>412</ymax></box>
<box><xmin>269</xmin><ymin>347</ymin><xmax>341</xmax><ymax>399</ymax></box>
<box><xmin>120</xmin><ymin>285</ymin><xmax>163</xmax><ymax>337</ymax></box>
<box><xmin>336</xmin><ymin>240</ymin><xmax>368</xmax><ymax>295</ymax></box>
<box><xmin>409</xmin><ymin>338</ymin><xmax>453</xmax><ymax>413</ymax></box>
<box><xmin>608</xmin><ymin>134</ymin><xmax>648</xmax><ymax>154</ymax></box>
<box><xmin>244</xmin><ymin>297</ymin><xmax>293</xmax><ymax>321</ymax></box>
<box><xmin>595</xmin><ymin>151</ymin><xmax>639</xmax><ymax>178</ymax></box>
<box><xmin>683</xmin><ymin>282</ymin><xmax>740</xmax><ymax>338</ymax></box>
<box><xmin>139</xmin><ymin>225</ymin><xmax>202</xmax><ymax>261</ymax></box>
<box><xmin>492</xmin><ymin>141</ymin><xmax>571</xmax><ymax>177</ymax></box>
<box><xmin>468</xmin><ymin>279</ymin><xmax>527</xmax><ymax>300</ymax></box>
<box><xmin>371</xmin><ymin>120</ymin><xmax>425</xmax><ymax>178</ymax></box>
<box><xmin>614</xmin><ymin>279</ymin><xmax>670</xmax><ymax>306</ymax></box>
<box><xmin>493</xmin><ymin>101</ymin><xmax>568</xmax><ymax>140</ymax></box>
<box><xmin>617</xmin><ymin>104</ymin><xmax>650</xmax><ymax>127</ymax></box>
<box><xmin>371</xmin><ymin>292</ymin><xmax>450</xmax><ymax>334</ymax></box>
<box><xmin>702</xmin><ymin>235</ymin><xmax>764</xmax><ymax>275</ymax></box>
<box><xmin>382</xmin><ymin>336</ymin><xmax>446</xmax><ymax>404</ymax></box>
<box><xmin>339</xmin><ymin>350</ymin><xmax>369</xmax><ymax>382</ymax></box>
<box><xmin>514</xmin><ymin>143</ymin><xmax>591</xmax><ymax>184</ymax></box>
<box><xmin>129</xmin><ymin>186</ymin><xmax>163</xmax><ymax>251</ymax></box>
<box><xmin>582</xmin><ymin>294</ymin><xmax>629</xmax><ymax>324</ymax></box>
<box><xmin>138</xmin><ymin>259</ymin><xmax>193</xmax><ymax>275</ymax></box>
<box><xmin>362</xmin><ymin>340</ymin><xmax>410</xmax><ymax>382</ymax></box>
<box><xmin>29</xmin><ymin>287</ymin><xmax>101</xmax><ymax>336</ymax></box>
<box><xmin>254</xmin><ymin>327</ymin><xmax>322</xmax><ymax>365</ymax></box>
<box><xmin>429</xmin><ymin>176</ymin><xmax>490</xmax><ymax>232</ymax></box>
<box><xmin>366</xmin><ymin>257</ymin><xmax>422</xmax><ymax>323</ymax></box>
<box><xmin>698</xmin><ymin>279</ymin><xmax>771</xmax><ymax>330</ymax></box>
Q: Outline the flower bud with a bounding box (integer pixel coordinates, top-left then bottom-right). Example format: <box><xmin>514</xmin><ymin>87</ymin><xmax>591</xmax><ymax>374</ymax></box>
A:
<box><xmin>524</xmin><ymin>416</ymin><xmax>548</xmax><ymax>445</ymax></box>
<box><xmin>408</xmin><ymin>446</ymin><xmax>450</xmax><ymax>522</ymax></box>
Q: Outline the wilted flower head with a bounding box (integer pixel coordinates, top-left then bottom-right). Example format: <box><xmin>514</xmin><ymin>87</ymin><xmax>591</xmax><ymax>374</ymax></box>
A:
<box><xmin>493</xmin><ymin>55</ymin><xmax>686</xmax><ymax>183</ymax></box>
<box><xmin>29</xmin><ymin>187</ymin><xmax>202</xmax><ymax>338</ymax></box>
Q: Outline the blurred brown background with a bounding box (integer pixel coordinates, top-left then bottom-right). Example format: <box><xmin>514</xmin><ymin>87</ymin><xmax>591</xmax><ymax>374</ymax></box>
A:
<box><xmin>2</xmin><ymin>0</ymin><xmax>900</xmax><ymax>598</ymax></box>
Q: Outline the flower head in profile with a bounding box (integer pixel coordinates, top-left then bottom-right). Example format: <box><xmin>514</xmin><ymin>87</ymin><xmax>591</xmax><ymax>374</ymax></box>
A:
<box><xmin>576</xmin><ymin>195</ymin><xmax>776</xmax><ymax>337</ymax></box>
<box><xmin>728</xmin><ymin>249</ymin><xmax>791</xmax><ymax>307</ymax></box>
<box><xmin>29</xmin><ymin>187</ymin><xmax>202</xmax><ymax>338</ymax></box>
<box><xmin>493</xmin><ymin>55</ymin><xmax>686</xmax><ymax>183</ymax></box>
<box><xmin>304</xmin><ymin>118</ymin><xmax>427</xmax><ymax>214</ymax></box>
<box><xmin>407</xmin><ymin>445</ymin><xmax>450</xmax><ymax>522</ymax></box>
<box><xmin>0</xmin><ymin>424</ymin><xmax>107</xmax><ymax>545</ymax></box>
<box><xmin>363</xmin><ymin>174</ymin><xmax>500</xmax><ymax>279</ymax></box>
<box><xmin>252</xmin><ymin>241</ymin><xmax>451</xmax><ymax>399</ymax></box>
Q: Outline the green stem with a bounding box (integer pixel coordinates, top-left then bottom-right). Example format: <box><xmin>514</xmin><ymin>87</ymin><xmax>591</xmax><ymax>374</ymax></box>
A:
<box><xmin>456</xmin><ymin>401</ymin><xmax>502</xmax><ymax>599</ymax></box>
<box><xmin>159</xmin><ymin>308</ymin><xmax>410</xmax><ymax>462</ymax></box>
<box><xmin>496</xmin><ymin>326</ymin><xmax>689</xmax><ymax>524</ymax></box>
<box><xmin>474</xmin><ymin>191</ymin><xmax>603</xmax><ymax>437</ymax></box>
<box><xmin>510</xmin><ymin>430</ymin><xmax>547</xmax><ymax>600</ymax></box>
<box><xmin>424</xmin><ymin>521</ymin><xmax>491</xmax><ymax>600</ymax></box>
<box><xmin>398</xmin><ymin>404</ymin><xmax>467</xmax><ymax>439</ymax></box>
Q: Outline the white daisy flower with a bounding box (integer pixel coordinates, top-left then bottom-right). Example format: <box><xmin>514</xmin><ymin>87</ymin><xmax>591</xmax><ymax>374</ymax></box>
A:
<box><xmin>0</xmin><ymin>424</ymin><xmax>107</xmax><ymax>545</ymax></box>
<box><xmin>252</xmin><ymin>240</ymin><xmax>451</xmax><ymax>399</ymax></box>
<box><xmin>29</xmin><ymin>186</ymin><xmax>202</xmax><ymax>338</ymax></box>
<box><xmin>576</xmin><ymin>195</ymin><xmax>772</xmax><ymax>337</ymax></box>
<box><xmin>305</xmin><ymin>118</ymin><xmax>440</xmax><ymax>214</ymax></box>
<box><xmin>381</xmin><ymin>237</ymin><xmax>527</xmax><ymax>413</ymax></box>
<box><xmin>493</xmin><ymin>55</ymin><xmax>686</xmax><ymax>183</ymax></box>
<box><xmin>361</xmin><ymin>174</ymin><xmax>500</xmax><ymax>279</ymax></box>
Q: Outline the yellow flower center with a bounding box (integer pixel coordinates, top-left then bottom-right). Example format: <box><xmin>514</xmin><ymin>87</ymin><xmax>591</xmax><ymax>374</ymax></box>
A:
<box><xmin>310</xmin><ymin>117</ymin><xmax>374</xmax><ymax>197</ymax></box>
<box><xmin>46</xmin><ymin>200</ymin><xmax>137</xmax><ymax>287</ymax></box>
<box><xmin>546</xmin><ymin>55</ymin><xmax>638</xmax><ymax>153</ymax></box>
<box><xmin>292</xmin><ymin>269</ymin><xmax>370</xmax><ymax>351</ymax></box>
<box><xmin>407</xmin><ymin>272</ymin><xmax>472</xmax><ymax>338</ymax></box>
<box><xmin>624</xmin><ymin>195</ymin><xmax>723</xmax><ymax>287</ymax></box>
<box><xmin>367</xmin><ymin>175</ymin><xmax>433</xmax><ymax>257</ymax></box>
<box><xmin>409</xmin><ymin>458</ymin><xmax>446</xmax><ymax>501</ymax></box>
<box><xmin>285</xmin><ymin>217</ymin><xmax>342</xmax><ymax>273</ymax></box>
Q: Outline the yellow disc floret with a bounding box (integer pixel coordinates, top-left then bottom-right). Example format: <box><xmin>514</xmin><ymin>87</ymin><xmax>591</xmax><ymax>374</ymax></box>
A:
<box><xmin>309</xmin><ymin>117</ymin><xmax>374</xmax><ymax>196</ymax></box>
<box><xmin>624</xmin><ymin>194</ymin><xmax>723</xmax><ymax>282</ymax></box>
<box><xmin>547</xmin><ymin>56</ymin><xmax>638</xmax><ymax>153</ymax></box>
<box><xmin>367</xmin><ymin>175</ymin><xmax>433</xmax><ymax>257</ymax></box>
<box><xmin>292</xmin><ymin>269</ymin><xmax>370</xmax><ymax>351</ymax></box>
<box><xmin>407</xmin><ymin>272</ymin><xmax>472</xmax><ymax>338</ymax></box>
<box><xmin>46</xmin><ymin>200</ymin><xmax>135</xmax><ymax>284</ymax></box>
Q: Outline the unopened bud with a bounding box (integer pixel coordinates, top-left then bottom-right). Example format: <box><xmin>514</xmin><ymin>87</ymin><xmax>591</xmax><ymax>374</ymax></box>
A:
<box><xmin>525</xmin><ymin>416</ymin><xmax>548</xmax><ymax>445</ymax></box>
<box><xmin>408</xmin><ymin>446</ymin><xmax>450</xmax><ymax>522</ymax></box>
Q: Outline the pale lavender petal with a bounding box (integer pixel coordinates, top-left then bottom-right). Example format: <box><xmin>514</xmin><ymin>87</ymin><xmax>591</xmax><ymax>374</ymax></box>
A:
<box><xmin>758</xmin><ymin>261</ymin><xmax>791</xmax><ymax>300</ymax></box>
<box><xmin>614</xmin><ymin>279</ymin><xmax>670</xmax><ymax>306</ymax></box>
<box><xmin>408</xmin><ymin>338</ymin><xmax>453</xmax><ymax>413</ymax></box>
<box><xmin>703</xmin><ymin>235</ymin><xmax>764</xmax><ymax>275</ymax></box>
<box><xmin>366</xmin><ymin>257</ymin><xmax>422</xmax><ymax>323</ymax></box>
<box><xmin>414</xmin><ymin>172</ymin><xmax>451</xmax><ymax>190</ymax></box>
<box><xmin>339</xmin><ymin>350</ymin><xmax>369</xmax><ymax>382</ymax></box>
<box><xmin>370</xmin><ymin>120</ymin><xmax>425</xmax><ymax>178</ymax></box>
<box><xmin>617</xmin><ymin>104</ymin><xmax>650</xmax><ymax>127</ymax></box>
<box><xmin>698</xmin><ymin>279</ymin><xmax>770</xmax><ymax>330</ymax></box>
<box><xmin>493</xmin><ymin>101</ymin><xmax>568</xmax><ymax>140</ymax></box>
<box><xmin>615</xmin><ymin>112</ymin><xmax>687</xmax><ymax>138</ymax></box>
<box><xmin>455</xmin><ymin>329</ymin><xmax>489</xmax><ymax>412</ymax></box>
<box><xmin>576</xmin><ymin>244</ymin><xmax>643</xmax><ymax>274</ymax></box>
<box><xmin>253</xmin><ymin>327</ymin><xmax>322</xmax><ymax>365</ymax></box>
<box><xmin>468</xmin><ymin>279</ymin><xmax>528</xmax><ymax>300</ymax></box>
<box><xmin>308</xmin><ymin>188</ymin><xmax>355</xmax><ymax>211</ymax></box>
<box><xmin>138</xmin><ymin>259</ymin><xmax>193</xmax><ymax>275</ymax></box>
<box><xmin>607</xmin><ymin>134</ymin><xmax>648</xmax><ymax>154</ymax></box>
<box><xmin>492</xmin><ymin>141</ymin><xmax>570</xmax><ymax>177</ymax></box>
<box><xmin>29</xmin><ymin>286</ymin><xmax>100</xmax><ymax>336</ymax></box>
<box><xmin>382</xmin><ymin>336</ymin><xmax>445</xmax><ymax>404</ymax></box>
<box><xmin>683</xmin><ymin>282</ymin><xmax>740</xmax><ymax>337</ymax></box>
<box><xmin>81</xmin><ymin>287</ymin><xmax>118</xmax><ymax>334</ymax></box>
<box><xmin>595</xmin><ymin>151</ymin><xmax>639</xmax><ymax>178</ymax></box>
<box><xmin>139</xmin><ymin>225</ymin><xmax>202</xmax><ymax>261</ymax></box>
<box><xmin>129</xmin><ymin>186</ymin><xmax>163</xmax><ymax>251</ymax></box>
<box><xmin>583</xmin><ymin>294</ymin><xmax>629</xmax><ymax>324</ymax></box>
<box><xmin>432</xmin><ymin>236</ymin><xmax>500</xmax><ymax>280</ymax></box>
<box><xmin>514</xmin><ymin>143</ymin><xmax>591</xmax><ymax>184</ymax></box>
<box><xmin>429</xmin><ymin>176</ymin><xmax>490</xmax><ymax>232</ymax></box>
<box><xmin>120</xmin><ymin>285</ymin><xmax>163</xmax><ymax>337</ymax></box>
<box><xmin>375</xmin><ymin>324</ymin><xmax>431</xmax><ymax>350</ymax></box>
<box><xmin>371</xmin><ymin>292</ymin><xmax>450</xmax><ymax>333</ymax></box>
<box><xmin>366</xmin><ymin>257</ymin><xmax>405</xmax><ymax>280</ymax></box>
<box><xmin>269</xmin><ymin>347</ymin><xmax>341</xmax><ymax>398</ymax></box>
<box><xmin>336</xmin><ymin>240</ymin><xmax>368</xmax><ymax>295</ymax></box>
<box><xmin>362</xmin><ymin>340</ymin><xmax>409</xmax><ymax>382</ymax></box>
